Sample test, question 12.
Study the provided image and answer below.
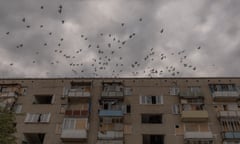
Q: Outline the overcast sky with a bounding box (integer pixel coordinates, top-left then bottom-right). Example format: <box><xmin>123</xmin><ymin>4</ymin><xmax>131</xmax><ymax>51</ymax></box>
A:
<box><xmin>0</xmin><ymin>0</ymin><xmax>239</xmax><ymax>78</ymax></box>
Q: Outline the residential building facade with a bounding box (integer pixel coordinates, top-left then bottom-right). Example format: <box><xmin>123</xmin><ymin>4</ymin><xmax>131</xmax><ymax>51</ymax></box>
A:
<box><xmin>0</xmin><ymin>77</ymin><xmax>240</xmax><ymax>144</ymax></box>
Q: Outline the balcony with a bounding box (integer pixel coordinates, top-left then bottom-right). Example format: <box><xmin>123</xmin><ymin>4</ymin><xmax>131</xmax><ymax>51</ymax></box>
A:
<box><xmin>0</xmin><ymin>97</ymin><xmax>16</xmax><ymax>110</ymax></box>
<box><xmin>61</xmin><ymin>118</ymin><xmax>88</xmax><ymax>141</ymax></box>
<box><xmin>222</xmin><ymin>132</ymin><xmax>240</xmax><ymax>140</ymax></box>
<box><xmin>101</xmin><ymin>83</ymin><xmax>124</xmax><ymax>98</ymax></box>
<box><xmin>97</xmin><ymin>140</ymin><xmax>123</xmax><ymax>144</ymax></box>
<box><xmin>99</xmin><ymin>110</ymin><xmax>124</xmax><ymax>117</ymax></box>
<box><xmin>67</xmin><ymin>88</ymin><xmax>90</xmax><ymax>98</ymax></box>
<box><xmin>218</xmin><ymin>111</ymin><xmax>240</xmax><ymax>118</ymax></box>
<box><xmin>179</xmin><ymin>91</ymin><xmax>204</xmax><ymax>98</ymax></box>
<box><xmin>181</xmin><ymin>110</ymin><xmax>208</xmax><ymax>122</ymax></box>
<box><xmin>98</xmin><ymin>131</ymin><xmax>123</xmax><ymax>140</ymax></box>
<box><xmin>212</xmin><ymin>91</ymin><xmax>239</xmax><ymax>102</ymax></box>
<box><xmin>65</xmin><ymin>109</ymin><xmax>89</xmax><ymax>117</ymax></box>
<box><xmin>99</xmin><ymin>123</ymin><xmax>123</xmax><ymax>132</ymax></box>
<box><xmin>184</xmin><ymin>132</ymin><xmax>214</xmax><ymax>143</ymax></box>
<box><xmin>0</xmin><ymin>92</ymin><xmax>18</xmax><ymax>98</ymax></box>
<box><xmin>101</xmin><ymin>91</ymin><xmax>124</xmax><ymax>98</ymax></box>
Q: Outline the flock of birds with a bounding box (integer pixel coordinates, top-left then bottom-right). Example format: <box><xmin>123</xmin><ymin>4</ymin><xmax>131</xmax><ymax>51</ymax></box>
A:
<box><xmin>1</xmin><ymin>3</ymin><xmax>202</xmax><ymax>77</ymax></box>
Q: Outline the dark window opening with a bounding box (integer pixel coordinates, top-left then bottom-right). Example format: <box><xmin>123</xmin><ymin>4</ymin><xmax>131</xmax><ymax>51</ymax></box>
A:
<box><xmin>142</xmin><ymin>114</ymin><xmax>162</xmax><ymax>124</ymax></box>
<box><xmin>126</xmin><ymin>105</ymin><xmax>131</xmax><ymax>113</ymax></box>
<box><xmin>23</xmin><ymin>133</ymin><xmax>45</xmax><ymax>144</ymax></box>
<box><xmin>33</xmin><ymin>95</ymin><xmax>53</xmax><ymax>104</ymax></box>
<box><xmin>143</xmin><ymin>135</ymin><xmax>164</xmax><ymax>144</ymax></box>
<box><xmin>152</xmin><ymin>96</ymin><xmax>156</xmax><ymax>104</ymax></box>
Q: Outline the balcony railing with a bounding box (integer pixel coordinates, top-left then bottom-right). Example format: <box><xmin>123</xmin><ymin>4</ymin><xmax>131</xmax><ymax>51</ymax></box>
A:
<box><xmin>222</xmin><ymin>132</ymin><xmax>240</xmax><ymax>140</ymax></box>
<box><xmin>96</xmin><ymin>140</ymin><xmax>123</xmax><ymax>144</ymax></box>
<box><xmin>184</xmin><ymin>132</ymin><xmax>213</xmax><ymax>139</ymax></box>
<box><xmin>98</xmin><ymin>131</ymin><xmax>123</xmax><ymax>140</ymax></box>
<box><xmin>99</xmin><ymin>110</ymin><xmax>124</xmax><ymax>117</ymax></box>
<box><xmin>65</xmin><ymin>109</ymin><xmax>89</xmax><ymax>117</ymax></box>
<box><xmin>212</xmin><ymin>91</ymin><xmax>239</xmax><ymax>101</ymax></box>
<box><xmin>99</xmin><ymin>123</ymin><xmax>124</xmax><ymax>131</ymax></box>
<box><xmin>68</xmin><ymin>89</ymin><xmax>90</xmax><ymax>98</ymax></box>
<box><xmin>218</xmin><ymin>111</ymin><xmax>240</xmax><ymax>118</ymax></box>
<box><xmin>0</xmin><ymin>92</ymin><xmax>18</xmax><ymax>98</ymax></box>
<box><xmin>101</xmin><ymin>91</ymin><xmax>124</xmax><ymax>98</ymax></box>
<box><xmin>181</xmin><ymin>110</ymin><xmax>208</xmax><ymax>122</ymax></box>
<box><xmin>179</xmin><ymin>91</ymin><xmax>204</xmax><ymax>98</ymax></box>
<box><xmin>61</xmin><ymin>118</ymin><xmax>88</xmax><ymax>141</ymax></box>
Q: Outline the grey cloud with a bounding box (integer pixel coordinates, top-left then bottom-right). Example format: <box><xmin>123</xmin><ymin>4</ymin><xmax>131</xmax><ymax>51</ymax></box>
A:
<box><xmin>0</xmin><ymin>0</ymin><xmax>240</xmax><ymax>78</ymax></box>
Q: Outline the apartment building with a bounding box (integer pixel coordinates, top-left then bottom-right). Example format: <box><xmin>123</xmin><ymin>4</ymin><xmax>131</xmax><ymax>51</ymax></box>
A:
<box><xmin>0</xmin><ymin>77</ymin><xmax>240</xmax><ymax>144</ymax></box>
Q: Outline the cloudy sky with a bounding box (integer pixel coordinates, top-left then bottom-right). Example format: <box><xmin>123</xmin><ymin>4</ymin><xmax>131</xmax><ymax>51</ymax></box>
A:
<box><xmin>0</xmin><ymin>0</ymin><xmax>239</xmax><ymax>78</ymax></box>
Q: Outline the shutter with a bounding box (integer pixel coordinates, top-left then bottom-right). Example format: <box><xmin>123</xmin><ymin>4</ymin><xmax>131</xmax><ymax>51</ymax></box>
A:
<box><xmin>40</xmin><ymin>113</ymin><xmax>51</xmax><ymax>123</ymax></box>
<box><xmin>33</xmin><ymin>113</ymin><xmax>40</xmax><ymax>122</ymax></box>
<box><xmin>25</xmin><ymin>113</ymin><xmax>40</xmax><ymax>123</ymax></box>
<box><xmin>140</xmin><ymin>96</ymin><xmax>144</xmax><ymax>104</ymax></box>
<box><xmin>24</xmin><ymin>113</ymin><xmax>30</xmax><ymax>123</ymax></box>
<box><xmin>62</xmin><ymin>87</ymin><xmax>69</xmax><ymax>98</ymax></box>
<box><xmin>172</xmin><ymin>104</ymin><xmax>180</xmax><ymax>114</ymax></box>
<box><xmin>122</xmin><ymin>105</ymin><xmax>126</xmax><ymax>114</ymax></box>
<box><xmin>156</xmin><ymin>96</ymin><xmax>163</xmax><ymax>104</ymax></box>
<box><xmin>51</xmin><ymin>95</ymin><xmax>55</xmax><ymax>104</ymax></box>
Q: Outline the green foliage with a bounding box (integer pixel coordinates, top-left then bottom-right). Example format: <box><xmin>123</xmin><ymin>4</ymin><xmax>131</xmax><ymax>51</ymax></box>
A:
<box><xmin>0</xmin><ymin>108</ymin><xmax>16</xmax><ymax>144</ymax></box>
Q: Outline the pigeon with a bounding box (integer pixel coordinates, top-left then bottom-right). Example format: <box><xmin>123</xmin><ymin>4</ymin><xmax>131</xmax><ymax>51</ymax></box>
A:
<box><xmin>160</xmin><ymin>29</ymin><xmax>164</xmax><ymax>33</ymax></box>
<box><xmin>22</xmin><ymin>18</ymin><xmax>26</xmax><ymax>22</ymax></box>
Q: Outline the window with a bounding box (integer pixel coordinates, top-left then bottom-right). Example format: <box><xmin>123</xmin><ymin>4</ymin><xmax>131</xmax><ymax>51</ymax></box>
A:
<box><xmin>62</xmin><ymin>118</ymin><xmax>88</xmax><ymax>130</ymax></box>
<box><xmin>209</xmin><ymin>84</ymin><xmax>236</xmax><ymax>92</ymax></box>
<box><xmin>124</xmin><ymin>87</ymin><xmax>133</xmax><ymax>96</ymax></box>
<box><xmin>21</xmin><ymin>87</ymin><xmax>27</xmax><ymax>96</ymax></box>
<box><xmin>140</xmin><ymin>96</ymin><xmax>163</xmax><ymax>104</ymax></box>
<box><xmin>142</xmin><ymin>114</ymin><xmax>162</xmax><ymax>124</ymax></box>
<box><xmin>170</xmin><ymin>87</ymin><xmax>179</xmax><ymax>95</ymax></box>
<box><xmin>172</xmin><ymin>104</ymin><xmax>180</xmax><ymax>114</ymax></box>
<box><xmin>60</xmin><ymin>104</ymin><xmax>67</xmax><ymax>114</ymax></box>
<box><xmin>23</xmin><ymin>133</ymin><xmax>45</xmax><ymax>144</ymax></box>
<box><xmin>121</xmin><ymin>104</ymin><xmax>131</xmax><ymax>114</ymax></box>
<box><xmin>33</xmin><ymin>95</ymin><xmax>54</xmax><ymax>104</ymax></box>
<box><xmin>24</xmin><ymin>113</ymin><xmax>51</xmax><ymax>123</ymax></box>
<box><xmin>13</xmin><ymin>104</ymin><xmax>22</xmax><ymax>113</ymax></box>
<box><xmin>143</xmin><ymin>135</ymin><xmax>164</xmax><ymax>144</ymax></box>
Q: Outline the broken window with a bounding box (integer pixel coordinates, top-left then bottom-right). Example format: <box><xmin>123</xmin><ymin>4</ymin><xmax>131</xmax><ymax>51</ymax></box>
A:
<box><xmin>23</xmin><ymin>133</ymin><xmax>45</xmax><ymax>144</ymax></box>
<box><xmin>33</xmin><ymin>95</ymin><xmax>54</xmax><ymax>104</ymax></box>
<box><xmin>142</xmin><ymin>114</ymin><xmax>162</xmax><ymax>124</ymax></box>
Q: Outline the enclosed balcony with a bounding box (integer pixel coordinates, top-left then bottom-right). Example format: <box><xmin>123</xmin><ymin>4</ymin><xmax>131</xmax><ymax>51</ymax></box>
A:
<box><xmin>212</xmin><ymin>91</ymin><xmax>239</xmax><ymax>102</ymax></box>
<box><xmin>179</xmin><ymin>91</ymin><xmax>204</xmax><ymax>98</ymax></box>
<box><xmin>181</xmin><ymin>110</ymin><xmax>208</xmax><ymax>122</ymax></box>
<box><xmin>101</xmin><ymin>83</ymin><xmax>124</xmax><ymax>98</ymax></box>
<box><xmin>184</xmin><ymin>132</ymin><xmax>214</xmax><ymax>143</ymax></box>
<box><xmin>0</xmin><ymin>91</ymin><xmax>18</xmax><ymax>98</ymax></box>
<box><xmin>99</xmin><ymin>123</ymin><xmax>123</xmax><ymax>132</ymax></box>
<box><xmin>218</xmin><ymin>111</ymin><xmax>240</xmax><ymax>118</ymax></box>
<box><xmin>96</xmin><ymin>140</ymin><xmax>123</xmax><ymax>144</ymax></box>
<box><xmin>222</xmin><ymin>132</ymin><xmax>240</xmax><ymax>140</ymax></box>
<box><xmin>61</xmin><ymin>118</ymin><xmax>88</xmax><ymax>141</ymax></box>
<box><xmin>98</xmin><ymin>131</ymin><xmax>124</xmax><ymax>140</ymax></box>
<box><xmin>67</xmin><ymin>88</ymin><xmax>91</xmax><ymax>98</ymax></box>
<box><xmin>99</xmin><ymin>110</ymin><xmax>124</xmax><ymax>117</ymax></box>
